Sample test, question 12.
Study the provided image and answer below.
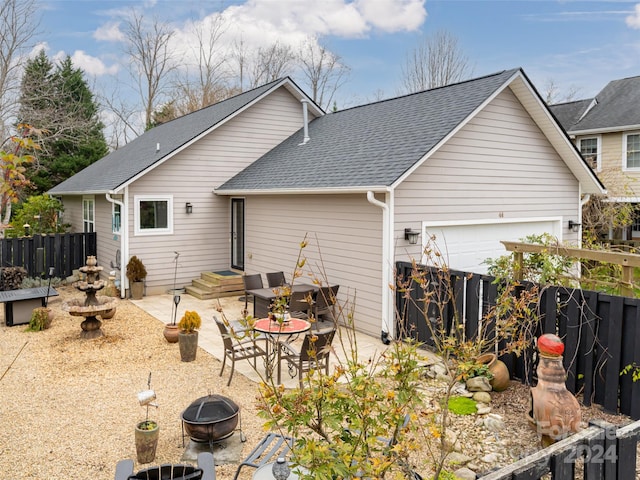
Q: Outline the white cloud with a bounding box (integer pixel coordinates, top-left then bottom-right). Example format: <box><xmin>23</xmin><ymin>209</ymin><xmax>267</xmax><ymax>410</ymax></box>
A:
<box><xmin>94</xmin><ymin>22</ymin><xmax>125</xmax><ymax>42</ymax></box>
<box><xmin>626</xmin><ymin>4</ymin><xmax>640</xmax><ymax>28</ymax></box>
<box><xmin>355</xmin><ymin>0</ymin><xmax>426</xmax><ymax>32</ymax></box>
<box><xmin>70</xmin><ymin>51</ymin><xmax>120</xmax><ymax>77</ymax></box>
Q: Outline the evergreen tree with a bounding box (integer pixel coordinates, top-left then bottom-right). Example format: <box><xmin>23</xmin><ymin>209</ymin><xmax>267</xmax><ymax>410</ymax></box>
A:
<box><xmin>18</xmin><ymin>52</ymin><xmax>108</xmax><ymax>193</ymax></box>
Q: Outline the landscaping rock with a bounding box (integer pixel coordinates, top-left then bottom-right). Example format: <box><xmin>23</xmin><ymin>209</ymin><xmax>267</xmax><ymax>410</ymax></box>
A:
<box><xmin>466</xmin><ymin>376</ymin><xmax>492</xmax><ymax>392</ymax></box>
<box><xmin>453</xmin><ymin>467</ymin><xmax>477</xmax><ymax>480</ymax></box>
<box><xmin>476</xmin><ymin>404</ymin><xmax>492</xmax><ymax>415</ymax></box>
<box><xmin>446</xmin><ymin>452</ymin><xmax>472</xmax><ymax>466</ymax></box>
<box><xmin>473</xmin><ymin>391</ymin><xmax>492</xmax><ymax>404</ymax></box>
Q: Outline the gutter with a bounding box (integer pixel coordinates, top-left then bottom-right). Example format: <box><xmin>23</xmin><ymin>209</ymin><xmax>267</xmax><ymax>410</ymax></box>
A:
<box><xmin>106</xmin><ymin>192</ymin><xmax>127</xmax><ymax>299</ymax></box>
<box><xmin>367</xmin><ymin>191</ymin><xmax>393</xmax><ymax>343</ymax></box>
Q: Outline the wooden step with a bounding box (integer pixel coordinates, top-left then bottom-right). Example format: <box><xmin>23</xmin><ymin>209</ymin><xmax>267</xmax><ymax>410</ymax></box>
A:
<box><xmin>185</xmin><ymin>285</ymin><xmax>243</xmax><ymax>300</ymax></box>
<box><xmin>184</xmin><ymin>270</ymin><xmax>245</xmax><ymax>300</ymax></box>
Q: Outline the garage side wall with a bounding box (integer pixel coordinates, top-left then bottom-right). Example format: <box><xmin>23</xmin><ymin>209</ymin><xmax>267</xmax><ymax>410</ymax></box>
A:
<box><xmin>394</xmin><ymin>87</ymin><xmax>579</xmax><ymax>267</ymax></box>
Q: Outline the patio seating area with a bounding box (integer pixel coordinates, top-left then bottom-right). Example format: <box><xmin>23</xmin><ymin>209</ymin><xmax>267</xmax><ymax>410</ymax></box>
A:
<box><xmin>131</xmin><ymin>291</ymin><xmax>382</xmax><ymax>389</ymax></box>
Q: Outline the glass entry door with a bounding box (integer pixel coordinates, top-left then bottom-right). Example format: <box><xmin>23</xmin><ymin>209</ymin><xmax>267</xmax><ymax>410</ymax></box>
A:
<box><xmin>231</xmin><ymin>198</ymin><xmax>244</xmax><ymax>270</ymax></box>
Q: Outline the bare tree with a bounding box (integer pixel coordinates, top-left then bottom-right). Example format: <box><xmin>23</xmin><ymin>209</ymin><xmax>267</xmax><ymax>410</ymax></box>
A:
<box><xmin>0</xmin><ymin>0</ymin><xmax>41</xmax><ymax>144</ymax></box>
<box><xmin>173</xmin><ymin>14</ymin><xmax>231</xmax><ymax>111</ymax></box>
<box><xmin>400</xmin><ymin>30</ymin><xmax>473</xmax><ymax>93</ymax></box>
<box><xmin>297</xmin><ymin>36</ymin><xmax>349</xmax><ymax>111</ymax></box>
<box><xmin>543</xmin><ymin>77</ymin><xmax>582</xmax><ymax>105</ymax></box>
<box><xmin>122</xmin><ymin>11</ymin><xmax>176</xmax><ymax>131</ymax></box>
<box><xmin>248</xmin><ymin>41</ymin><xmax>295</xmax><ymax>88</ymax></box>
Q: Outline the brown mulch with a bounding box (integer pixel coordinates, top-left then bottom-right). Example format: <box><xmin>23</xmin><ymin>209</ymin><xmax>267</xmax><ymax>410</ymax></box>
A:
<box><xmin>0</xmin><ymin>285</ymin><xmax>637</xmax><ymax>479</ymax></box>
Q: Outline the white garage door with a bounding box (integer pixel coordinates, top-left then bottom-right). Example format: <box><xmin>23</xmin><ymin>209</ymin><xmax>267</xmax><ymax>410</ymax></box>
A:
<box><xmin>423</xmin><ymin>218</ymin><xmax>562</xmax><ymax>274</ymax></box>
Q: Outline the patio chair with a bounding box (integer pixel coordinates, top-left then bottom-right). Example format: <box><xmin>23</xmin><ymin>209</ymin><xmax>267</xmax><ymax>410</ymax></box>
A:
<box><xmin>266</xmin><ymin>271</ymin><xmax>286</xmax><ymax>288</ymax></box>
<box><xmin>232</xmin><ymin>432</ymin><xmax>295</xmax><ymax>480</ymax></box>
<box><xmin>312</xmin><ymin>285</ymin><xmax>340</xmax><ymax>330</ymax></box>
<box><xmin>214</xmin><ymin>315</ymin><xmax>266</xmax><ymax>386</ymax></box>
<box><xmin>278</xmin><ymin>328</ymin><xmax>335</xmax><ymax>386</ymax></box>
<box><xmin>287</xmin><ymin>290</ymin><xmax>314</xmax><ymax>319</ymax></box>
<box><xmin>242</xmin><ymin>273</ymin><xmax>264</xmax><ymax>311</ymax></box>
<box><xmin>114</xmin><ymin>452</ymin><xmax>215</xmax><ymax>480</ymax></box>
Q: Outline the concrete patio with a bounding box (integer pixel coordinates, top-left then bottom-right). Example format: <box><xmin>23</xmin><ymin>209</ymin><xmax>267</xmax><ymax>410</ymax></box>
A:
<box><xmin>131</xmin><ymin>292</ymin><xmax>388</xmax><ymax>389</ymax></box>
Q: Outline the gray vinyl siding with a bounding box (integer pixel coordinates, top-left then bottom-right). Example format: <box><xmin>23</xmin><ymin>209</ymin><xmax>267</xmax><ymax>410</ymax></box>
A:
<box><xmin>243</xmin><ymin>194</ymin><xmax>384</xmax><ymax>337</ymax></box>
<box><xmin>394</xmin><ymin>87</ymin><xmax>580</xmax><ymax>261</ymax></box>
<box><xmin>126</xmin><ymin>87</ymin><xmax>307</xmax><ymax>294</ymax></box>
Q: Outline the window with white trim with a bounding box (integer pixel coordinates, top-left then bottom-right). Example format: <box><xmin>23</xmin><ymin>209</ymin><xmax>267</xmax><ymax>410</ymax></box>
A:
<box><xmin>82</xmin><ymin>197</ymin><xmax>95</xmax><ymax>233</ymax></box>
<box><xmin>134</xmin><ymin>195</ymin><xmax>173</xmax><ymax>235</ymax></box>
<box><xmin>578</xmin><ymin>136</ymin><xmax>600</xmax><ymax>170</ymax></box>
<box><xmin>624</xmin><ymin>133</ymin><xmax>640</xmax><ymax>169</ymax></box>
<box><xmin>112</xmin><ymin>202</ymin><xmax>121</xmax><ymax>234</ymax></box>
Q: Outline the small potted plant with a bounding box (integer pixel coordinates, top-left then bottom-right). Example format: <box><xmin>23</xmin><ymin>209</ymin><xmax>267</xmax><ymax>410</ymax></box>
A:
<box><xmin>135</xmin><ymin>372</ymin><xmax>159</xmax><ymax>464</ymax></box>
<box><xmin>126</xmin><ymin>255</ymin><xmax>147</xmax><ymax>300</ymax></box>
<box><xmin>178</xmin><ymin>310</ymin><xmax>201</xmax><ymax>362</ymax></box>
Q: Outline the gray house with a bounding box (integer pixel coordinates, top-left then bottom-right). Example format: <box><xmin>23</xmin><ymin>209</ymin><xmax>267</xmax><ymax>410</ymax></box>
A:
<box><xmin>49</xmin><ymin>68</ymin><xmax>604</xmax><ymax>339</ymax></box>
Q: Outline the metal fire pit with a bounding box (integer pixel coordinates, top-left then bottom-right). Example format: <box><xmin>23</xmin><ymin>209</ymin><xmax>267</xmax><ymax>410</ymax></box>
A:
<box><xmin>181</xmin><ymin>394</ymin><xmax>242</xmax><ymax>445</ymax></box>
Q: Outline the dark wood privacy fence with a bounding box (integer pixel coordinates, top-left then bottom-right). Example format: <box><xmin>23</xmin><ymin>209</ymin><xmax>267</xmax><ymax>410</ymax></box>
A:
<box><xmin>478</xmin><ymin>419</ymin><xmax>640</xmax><ymax>479</ymax></box>
<box><xmin>0</xmin><ymin>233</ymin><xmax>96</xmax><ymax>280</ymax></box>
<box><xmin>395</xmin><ymin>261</ymin><xmax>640</xmax><ymax>421</ymax></box>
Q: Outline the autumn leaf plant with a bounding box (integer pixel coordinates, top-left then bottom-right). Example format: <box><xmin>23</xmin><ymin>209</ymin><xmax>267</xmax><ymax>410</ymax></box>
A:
<box><xmin>218</xmin><ymin>235</ymin><xmax>430</xmax><ymax>478</ymax></box>
<box><xmin>395</xmin><ymin>234</ymin><xmax>541</xmax><ymax>479</ymax></box>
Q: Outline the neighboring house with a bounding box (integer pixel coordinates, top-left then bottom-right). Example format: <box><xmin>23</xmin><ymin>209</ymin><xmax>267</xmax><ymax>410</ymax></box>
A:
<box><xmin>549</xmin><ymin>75</ymin><xmax>640</xmax><ymax>238</ymax></box>
<box><xmin>49</xmin><ymin>68</ymin><xmax>604</xmax><ymax>340</ymax></box>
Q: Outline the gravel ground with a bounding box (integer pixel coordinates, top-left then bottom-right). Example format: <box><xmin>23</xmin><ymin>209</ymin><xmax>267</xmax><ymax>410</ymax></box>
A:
<box><xmin>0</xmin><ymin>285</ymin><xmax>636</xmax><ymax>480</ymax></box>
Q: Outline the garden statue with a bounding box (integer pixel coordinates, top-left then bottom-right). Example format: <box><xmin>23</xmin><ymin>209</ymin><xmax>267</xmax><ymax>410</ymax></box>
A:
<box><xmin>529</xmin><ymin>333</ymin><xmax>581</xmax><ymax>446</ymax></box>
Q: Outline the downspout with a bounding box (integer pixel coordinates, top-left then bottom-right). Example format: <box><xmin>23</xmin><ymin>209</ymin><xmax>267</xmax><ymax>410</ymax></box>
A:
<box><xmin>367</xmin><ymin>191</ymin><xmax>393</xmax><ymax>342</ymax></box>
<box><xmin>299</xmin><ymin>99</ymin><xmax>310</xmax><ymax>145</ymax></box>
<box><xmin>106</xmin><ymin>192</ymin><xmax>127</xmax><ymax>299</ymax></box>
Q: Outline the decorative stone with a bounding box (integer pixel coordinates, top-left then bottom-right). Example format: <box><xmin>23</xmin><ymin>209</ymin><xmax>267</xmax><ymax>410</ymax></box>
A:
<box><xmin>466</xmin><ymin>376</ymin><xmax>492</xmax><ymax>392</ymax></box>
<box><xmin>476</xmin><ymin>404</ymin><xmax>492</xmax><ymax>415</ymax></box>
<box><xmin>453</xmin><ymin>467</ymin><xmax>477</xmax><ymax>480</ymax></box>
<box><xmin>473</xmin><ymin>392</ymin><xmax>492</xmax><ymax>404</ymax></box>
<box><xmin>483</xmin><ymin>414</ymin><xmax>506</xmax><ymax>433</ymax></box>
<box><xmin>481</xmin><ymin>453</ymin><xmax>500</xmax><ymax>464</ymax></box>
<box><xmin>447</xmin><ymin>452</ymin><xmax>472</xmax><ymax>466</ymax></box>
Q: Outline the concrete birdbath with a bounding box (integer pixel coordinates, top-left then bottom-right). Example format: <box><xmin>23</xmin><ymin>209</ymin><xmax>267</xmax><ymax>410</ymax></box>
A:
<box><xmin>64</xmin><ymin>256</ymin><xmax>117</xmax><ymax>339</ymax></box>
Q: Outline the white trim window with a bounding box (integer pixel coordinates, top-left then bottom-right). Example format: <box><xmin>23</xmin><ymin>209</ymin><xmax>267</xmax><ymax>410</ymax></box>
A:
<box><xmin>134</xmin><ymin>195</ymin><xmax>173</xmax><ymax>235</ymax></box>
<box><xmin>578</xmin><ymin>136</ymin><xmax>600</xmax><ymax>171</ymax></box>
<box><xmin>82</xmin><ymin>196</ymin><xmax>95</xmax><ymax>233</ymax></box>
<box><xmin>112</xmin><ymin>202</ymin><xmax>121</xmax><ymax>234</ymax></box>
<box><xmin>624</xmin><ymin>132</ymin><xmax>640</xmax><ymax>170</ymax></box>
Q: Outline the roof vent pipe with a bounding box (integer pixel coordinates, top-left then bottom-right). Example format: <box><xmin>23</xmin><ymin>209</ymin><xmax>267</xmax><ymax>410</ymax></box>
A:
<box><xmin>299</xmin><ymin>99</ymin><xmax>310</xmax><ymax>145</ymax></box>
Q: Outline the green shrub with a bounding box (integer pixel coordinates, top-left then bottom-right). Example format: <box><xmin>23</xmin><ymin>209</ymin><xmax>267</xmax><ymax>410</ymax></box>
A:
<box><xmin>27</xmin><ymin>307</ymin><xmax>52</xmax><ymax>331</ymax></box>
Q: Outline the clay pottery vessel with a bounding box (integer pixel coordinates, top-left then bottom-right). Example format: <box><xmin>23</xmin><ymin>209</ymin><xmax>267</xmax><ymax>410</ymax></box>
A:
<box><xmin>178</xmin><ymin>331</ymin><xmax>198</xmax><ymax>362</ymax></box>
<box><xmin>476</xmin><ymin>353</ymin><xmax>510</xmax><ymax>391</ymax></box>
<box><xmin>163</xmin><ymin>323</ymin><xmax>179</xmax><ymax>343</ymax></box>
<box><xmin>530</xmin><ymin>334</ymin><xmax>581</xmax><ymax>445</ymax></box>
<box><xmin>135</xmin><ymin>420</ymin><xmax>159</xmax><ymax>464</ymax></box>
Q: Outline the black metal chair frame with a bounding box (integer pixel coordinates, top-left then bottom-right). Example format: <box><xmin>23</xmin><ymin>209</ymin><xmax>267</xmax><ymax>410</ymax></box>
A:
<box><xmin>266</xmin><ymin>271</ymin><xmax>286</xmax><ymax>288</ymax></box>
<box><xmin>114</xmin><ymin>452</ymin><xmax>215</xmax><ymax>480</ymax></box>
<box><xmin>278</xmin><ymin>328</ymin><xmax>335</xmax><ymax>386</ymax></box>
<box><xmin>214</xmin><ymin>315</ymin><xmax>266</xmax><ymax>386</ymax></box>
<box><xmin>242</xmin><ymin>274</ymin><xmax>263</xmax><ymax>312</ymax></box>
<box><xmin>232</xmin><ymin>432</ymin><xmax>295</xmax><ymax>480</ymax></box>
<box><xmin>312</xmin><ymin>285</ymin><xmax>340</xmax><ymax>330</ymax></box>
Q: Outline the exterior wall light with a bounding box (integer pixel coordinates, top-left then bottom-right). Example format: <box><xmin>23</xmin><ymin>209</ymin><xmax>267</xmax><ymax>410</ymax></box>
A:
<box><xmin>568</xmin><ymin>220</ymin><xmax>581</xmax><ymax>233</ymax></box>
<box><xmin>185</xmin><ymin>202</ymin><xmax>193</xmax><ymax>214</ymax></box>
<box><xmin>404</xmin><ymin>228</ymin><xmax>420</xmax><ymax>245</ymax></box>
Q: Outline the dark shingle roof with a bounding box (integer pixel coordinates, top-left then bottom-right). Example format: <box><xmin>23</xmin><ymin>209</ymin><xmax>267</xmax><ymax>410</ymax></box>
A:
<box><xmin>548</xmin><ymin>99</ymin><xmax>592</xmax><ymax>131</ymax></box>
<box><xmin>48</xmin><ymin>79</ymin><xmax>285</xmax><ymax>194</ymax></box>
<box><xmin>550</xmin><ymin>75</ymin><xmax>640</xmax><ymax>133</ymax></box>
<box><xmin>217</xmin><ymin>69</ymin><xmax>520</xmax><ymax>192</ymax></box>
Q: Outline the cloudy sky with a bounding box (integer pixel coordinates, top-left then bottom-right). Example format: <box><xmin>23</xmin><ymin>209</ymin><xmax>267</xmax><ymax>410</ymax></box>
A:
<box><xmin>36</xmin><ymin>0</ymin><xmax>640</xmax><ymax>111</ymax></box>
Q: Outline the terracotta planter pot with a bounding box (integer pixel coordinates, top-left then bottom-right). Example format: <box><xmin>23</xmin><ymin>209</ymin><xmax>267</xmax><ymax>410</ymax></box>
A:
<box><xmin>163</xmin><ymin>324</ymin><xmax>179</xmax><ymax>343</ymax></box>
<box><xmin>179</xmin><ymin>331</ymin><xmax>198</xmax><ymax>362</ymax></box>
<box><xmin>476</xmin><ymin>353</ymin><xmax>510</xmax><ymax>392</ymax></box>
<box><xmin>135</xmin><ymin>420</ymin><xmax>159</xmax><ymax>464</ymax></box>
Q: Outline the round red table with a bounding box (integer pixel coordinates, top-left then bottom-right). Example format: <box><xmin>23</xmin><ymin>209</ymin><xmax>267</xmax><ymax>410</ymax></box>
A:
<box><xmin>253</xmin><ymin>318</ymin><xmax>310</xmax><ymax>382</ymax></box>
